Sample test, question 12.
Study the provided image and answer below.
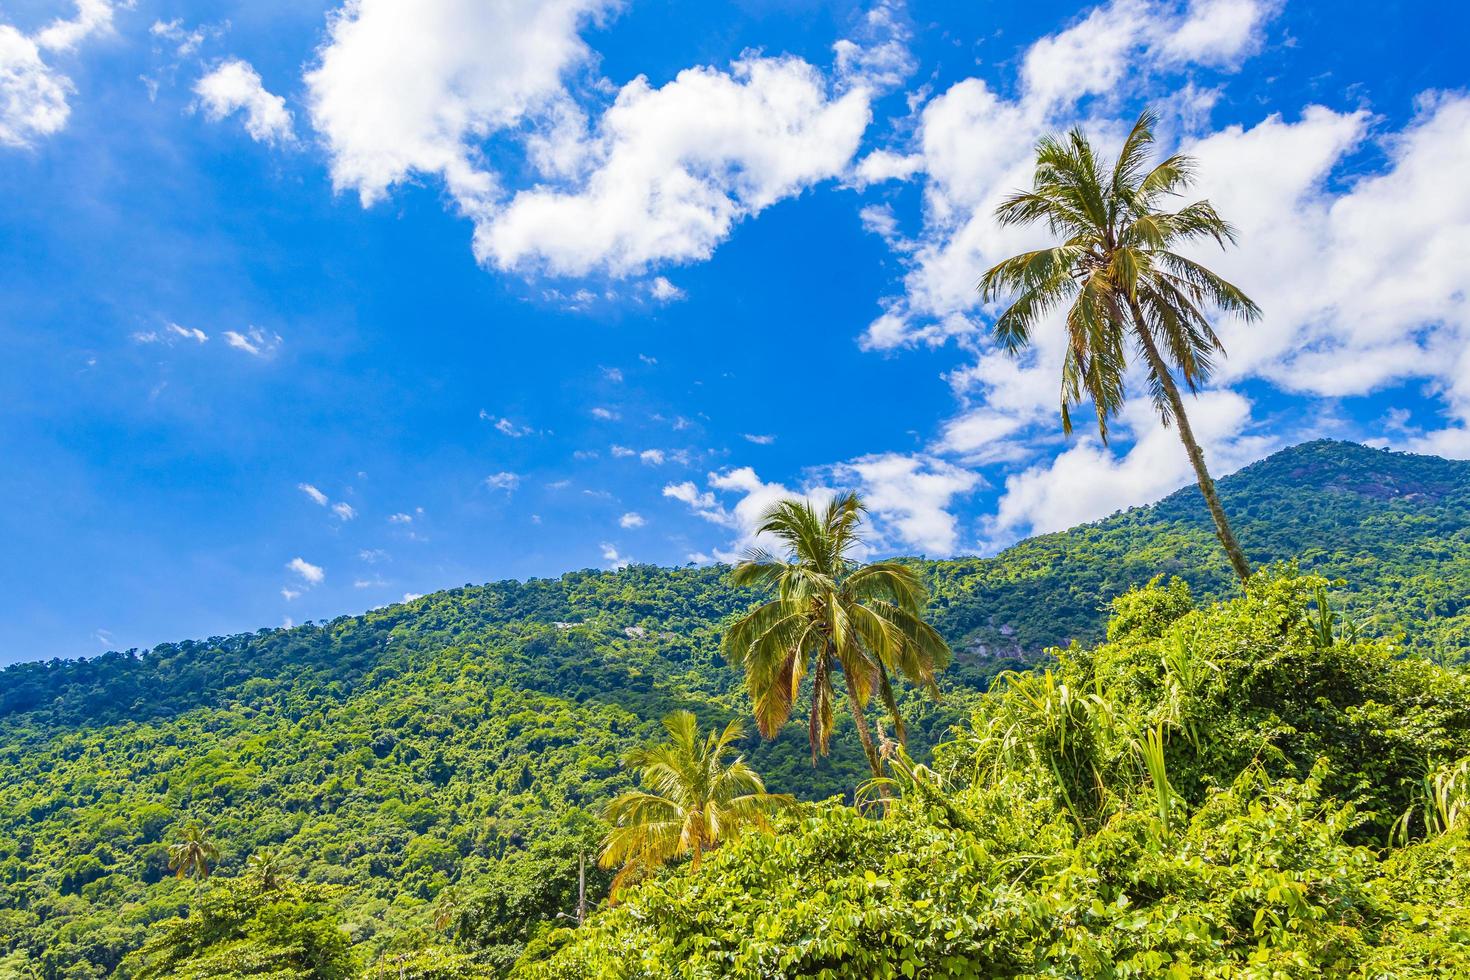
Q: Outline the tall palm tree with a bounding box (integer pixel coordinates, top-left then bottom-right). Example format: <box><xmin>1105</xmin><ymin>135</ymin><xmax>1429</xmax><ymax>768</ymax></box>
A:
<box><xmin>979</xmin><ymin>108</ymin><xmax>1260</xmax><ymax>584</ymax></box>
<box><xmin>167</xmin><ymin>822</ymin><xmax>219</xmax><ymax>881</ymax></box>
<box><xmin>723</xmin><ymin>493</ymin><xmax>951</xmax><ymax>778</ymax></box>
<box><xmin>600</xmin><ymin>710</ymin><xmax>789</xmax><ymax>894</ymax></box>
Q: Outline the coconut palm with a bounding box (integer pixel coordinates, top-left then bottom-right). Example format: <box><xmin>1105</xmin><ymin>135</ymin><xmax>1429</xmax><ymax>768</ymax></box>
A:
<box><xmin>723</xmin><ymin>493</ymin><xmax>951</xmax><ymax>778</ymax></box>
<box><xmin>979</xmin><ymin>108</ymin><xmax>1260</xmax><ymax>584</ymax></box>
<box><xmin>245</xmin><ymin>848</ymin><xmax>286</xmax><ymax>892</ymax></box>
<box><xmin>167</xmin><ymin>822</ymin><xmax>219</xmax><ymax>881</ymax></box>
<box><xmin>600</xmin><ymin>710</ymin><xmax>789</xmax><ymax>894</ymax></box>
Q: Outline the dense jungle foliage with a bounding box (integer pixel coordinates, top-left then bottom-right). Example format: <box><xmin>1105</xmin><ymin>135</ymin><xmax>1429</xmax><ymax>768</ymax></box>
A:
<box><xmin>0</xmin><ymin>440</ymin><xmax>1467</xmax><ymax>977</ymax></box>
<box><xmin>518</xmin><ymin>573</ymin><xmax>1470</xmax><ymax>977</ymax></box>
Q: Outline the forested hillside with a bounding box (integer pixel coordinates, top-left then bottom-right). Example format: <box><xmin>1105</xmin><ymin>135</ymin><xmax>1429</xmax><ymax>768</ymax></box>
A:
<box><xmin>1</xmin><ymin>440</ymin><xmax>1467</xmax><ymax>977</ymax></box>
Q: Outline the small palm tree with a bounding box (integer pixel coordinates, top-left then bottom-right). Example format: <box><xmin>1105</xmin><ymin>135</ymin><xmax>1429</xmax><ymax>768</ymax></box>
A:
<box><xmin>723</xmin><ymin>493</ymin><xmax>951</xmax><ymax>777</ymax></box>
<box><xmin>600</xmin><ymin>711</ymin><xmax>789</xmax><ymax>894</ymax></box>
<box><xmin>432</xmin><ymin>885</ymin><xmax>463</xmax><ymax>933</ymax></box>
<box><xmin>167</xmin><ymin>822</ymin><xmax>219</xmax><ymax>881</ymax></box>
<box><xmin>245</xmin><ymin>848</ymin><xmax>286</xmax><ymax>892</ymax></box>
<box><xmin>979</xmin><ymin>108</ymin><xmax>1260</xmax><ymax>584</ymax></box>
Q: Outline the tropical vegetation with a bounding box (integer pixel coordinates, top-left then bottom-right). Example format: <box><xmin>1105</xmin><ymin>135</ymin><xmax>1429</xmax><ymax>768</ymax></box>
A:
<box><xmin>724</xmin><ymin>494</ymin><xmax>950</xmax><ymax>777</ymax></box>
<box><xmin>600</xmin><ymin>710</ymin><xmax>790</xmax><ymax>893</ymax></box>
<box><xmin>0</xmin><ymin>441</ymin><xmax>1466</xmax><ymax>977</ymax></box>
<box><xmin>517</xmin><ymin>573</ymin><xmax>1470</xmax><ymax>977</ymax></box>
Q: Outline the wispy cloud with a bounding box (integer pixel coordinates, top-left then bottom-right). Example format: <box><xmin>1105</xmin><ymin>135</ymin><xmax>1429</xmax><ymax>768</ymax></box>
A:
<box><xmin>298</xmin><ymin>483</ymin><xmax>329</xmax><ymax>506</ymax></box>
<box><xmin>222</xmin><ymin>327</ymin><xmax>282</xmax><ymax>357</ymax></box>
<box><xmin>484</xmin><ymin>471</ymin><xmax>521</xmax><ymax>492</ymax></box>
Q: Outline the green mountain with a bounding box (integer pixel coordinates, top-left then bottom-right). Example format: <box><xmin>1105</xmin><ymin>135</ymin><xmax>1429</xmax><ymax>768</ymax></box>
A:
<box><xmin>1</xmin><ymin>440</ymin><xmax>1467</xmax><ymax>977</ymax></box>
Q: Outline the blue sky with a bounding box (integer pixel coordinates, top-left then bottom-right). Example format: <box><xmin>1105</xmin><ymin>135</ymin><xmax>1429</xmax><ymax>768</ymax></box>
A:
<box><xmin>2</xmin><ymin>0</ymin><xmax>1468</xmax><ymax>663</ymax></box>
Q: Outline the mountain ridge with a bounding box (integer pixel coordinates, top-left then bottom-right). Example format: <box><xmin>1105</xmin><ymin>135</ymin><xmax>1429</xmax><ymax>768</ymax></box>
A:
<box><xmin>3</xmin><ymin>439</ymin><xmax>1467</xmax><ymax>729</ymax></box>
<box><xmin>1</xmin><ymin>439</ymin><xmax>1468</xmax><ymax>977</ymax></box>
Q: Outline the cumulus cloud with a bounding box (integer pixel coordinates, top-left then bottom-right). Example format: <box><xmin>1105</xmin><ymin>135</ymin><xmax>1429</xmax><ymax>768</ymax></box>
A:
<box><xmin>619</xmin><ymin>511</ymin><xmax>645</xmax><ymax>528</ymax></box>
<box><xmin>1179</xmin><ymin>95</ymin><xmax>1470</xmax><ymax>451</ymax></box>
<box><xmin>297</xmin><ymin>0</ymin><xmax>908</xmax><ymax>279</ymax></box>
<box><xmin>0</xmin><ymin>0</ymin><xmax>117</xmax><ymax>147</ymax></box>
<box><xmin>306</xmin><ymin>0</ymin><xmax>613</xmax><ymax>209</ymax></box>
<box><xmin>286</xmin><ymin>557</ymin><xmax>325</xmax><ymax>585</ymax></box>
<box><xmin>332</xmin><ymin>502</ymin><xmax>357</xmax><ymax>520</ymax></box>
<box><xmin>987</xmin><ymin>392</ymin><xmax>1276</xmax><ymax>541</ymax></box>
<box><xmin>649</xmin><ymin>276</ymin><xmax>684</xmax><ymax>302</ymax></box>
<box><xmin>195</xmin><ymin>58</ymin><xmax>295</xmax><ymax>144</ymax></box>
<box><xmin>830</xmin><ymin>453</ymin><xmax>982</xmax><ymax>555</ymax></box>
<box><xmin>478</xmin><ymin>55</ymin><xmax>872</xmax><ymax>276</ymax></box>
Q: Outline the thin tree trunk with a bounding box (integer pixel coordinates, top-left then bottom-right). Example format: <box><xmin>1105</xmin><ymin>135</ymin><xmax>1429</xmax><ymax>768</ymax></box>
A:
<box><xmin>1128</xmin><ymin>301</ymin><xmax>1253</xmax><ymax>585</ymax></box>
<box><xmin>843</xmin><ymin>670</ymin><xmax>885</xmax><ymax>780</ymax></box>
<box><xmin>808</xmin><ymin>653</ymin><xmax>829</xmax><ymax>765</ymax></box>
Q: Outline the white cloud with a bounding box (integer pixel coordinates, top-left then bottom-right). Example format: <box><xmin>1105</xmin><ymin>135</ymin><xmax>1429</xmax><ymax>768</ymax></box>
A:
<box><xmin>852</xmin><ymin>150</ymin><xmax>923</xmax><ymax>186</ymax></box>
<box><xmin>358</xmin><ymin>548</ymin><xmax>389</xmax><ymax>562</ymax></box>
<box><xmin>476</xmin><ymin>55</ymin><xmax>872</xmax><ymax>276</ymax></box>
<box><xmin>831</xmin><ymin>453</ymin><xmax>982</xmax><ymax>555</ymax></box>
<box><xmin>1177</xmin><ymin>95</ymin><xmax>1470</xmax><ymax>451</ymax></box>
<box><xmin>281</xmin><ymin>588</ymin><xmax>302</xmax><ymax>601</ymax></box>
<box><xmin>619</xmin><ymin>511</ymin><xmax>645</xmax><ymax>528</ymax></box>
<box><xmin>662</xmin><ymin>480</ymin><xmax>727</xmax><ymax>523</ymax></box>
<box><xmin>601</xmin><ymin>366</ymin><xmax>624</xmax><ymax>382</ymax></box>
<box><xmin>168</xmin><ymin>323</ymin><xmax>208</xmax><ymax>343</ymax></box>
<box><xmin>742</xmin><ymin>433</ymin><xmax>776</xmax><ymax>445</ymax></box>
<box><xmin>353</xmin><ymin>576</ymin><xmax>386</xmax><ymax>588</ymax></box>
<box><xmin>701</xmin><ymin>466</ymin><xmax>834</xmax><ymax>562</ymax></box>
<box><xmin>638</xmin><ymin>449</ymin><xmax>664</xmax><ymax>465</ymax></box>
<box><xmin>831</xmin><ymin>0</ymin><xmax>914</xmax><ymax>93</ymax></box>
<box><xmin>484</xmin><ymin>471</ymin><xmax>520</xmax><ymax>492</ymax></box>
<box><xmin>591</xmin><ymin>406</ymin><xmax>619</xmax><ymax>420</ymax></box>
<box><xmin>649</xmin><ymin>276</ymin><xmax>684</xmax><ymax>302</ymax></box>
<box><xmin>222</xmin><ymin>327</ymin><xmax>282</xmax><ymax>357</ymax></box>
<box><xmin>490</xmin><ymin>415</ymin><xmax>533</xmax><ymax>437</ymax></box>
<box><xmin>402</xmin><ymin>592</ymin><xmax>423</xmax><ymax>602</ymax></box>
<box><xmin>388</xmin><ymin>511</ymin><xmax>414</xmax><ymax>524</ymax></box>
<box><xmin>298</xmin><ymin>483</ymin><xmax>329</xmax><ymax>506</ymax></box>
<box><xmin>987</xmin><ymin>392</ymin><xmax>1275</xmax><ymax>542</ymax></box>
<box><xmin>195</xmin><ymin>59</ymin><xmax>295</xmax><ymax>144</ymax></box>
<box><xmin>332</xmin><ymin>502</ymin><xmax>357</xmax><ymax>520</ymax></box>
<box><xmin>0</xmin><ymin>0</ymin><xmax>117</xmax><ymax>147</ymax></box>
<box><xmin>286</xmin><ymin>557</ymin><xmax>325</xmax><ymax>585</ymax></box>
<box><xmin>600</xmin><ymin>541</ymin><xmax>631</xmax><ymax>569</ymax></box>
<box><xmin>306</xmin><ymin>0</ymin><xmax>613</xmax><ymax>209</ymax></box>
<box><xmin>132</xmin><ymin>322</ymin><xmax>210</xmax><ymax>346</ymax></box>
<box><xmin>150</xmin><ymin>18</ymin><xmax>214</xmax><ymax>58</ymax></box>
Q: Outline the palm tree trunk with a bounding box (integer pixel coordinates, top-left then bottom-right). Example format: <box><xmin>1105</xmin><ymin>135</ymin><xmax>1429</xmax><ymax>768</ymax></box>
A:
<box><xmin>1128</xmin><ymin>301</ymin><xmax>1253</xmax><ymax>585</ymax></box>
<box><xmin>842</xmin><ymin>671</ymin><xmax>885</xmax><ymax>780</ymax></box>
<box><xmin>809</xmin><ymin>652</ymin><xmax>829</xmax><ymax>765</ymax></box>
